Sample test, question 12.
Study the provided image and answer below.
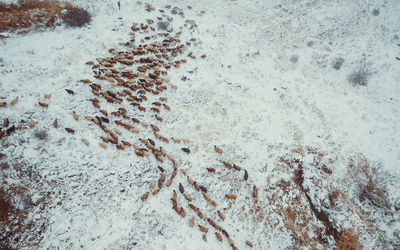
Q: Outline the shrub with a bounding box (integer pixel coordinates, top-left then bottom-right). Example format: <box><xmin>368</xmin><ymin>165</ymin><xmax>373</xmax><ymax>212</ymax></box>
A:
<box><xmin>348</xmin><ymin>158</ymin><xmax>390</xmax><ymax>209</ymax></box>
<box><xmin>157</xmin><ymin>21</ymin><xmax>169</xmax><ymax>31</ymax></box>
<box><xmin>34</xmin><ymin>130</ymin><xmax>47</xmax><ymax>140</ymax></box>
<box><xmin>332</xmin><ymin>57</ymin><xmax>344</xmax><ymax>70</ymax></box>
<box><xmin>290</xmin><ymin>55</ymin><xmax>299</xmax><ymax>63</ymax></box>
<box><xmin>347</xmin><ymin>60</ymin><xmax>373</xmax><ymax>86</ymax></box>
<box><xmin>61</xmin><ymin>6</ymin><xmax>91</xmax><ymax>27</ymax></box>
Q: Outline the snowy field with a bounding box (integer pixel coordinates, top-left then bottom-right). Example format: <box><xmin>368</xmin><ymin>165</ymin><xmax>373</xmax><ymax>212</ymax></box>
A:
<box><xmin>1</xmin><ymin>0</ymin><xmax>400</xmax><ymax>249</ymax></box>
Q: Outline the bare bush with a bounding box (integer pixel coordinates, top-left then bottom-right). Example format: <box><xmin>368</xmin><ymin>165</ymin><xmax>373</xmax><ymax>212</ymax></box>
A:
<box><xmin>34</xmin><ymin>130</ymin><xmax>47</xmax><ymax>140</ymax></box>
<box><xmin>62</xmin><ymin>6</ymin><xmax>91</xmax><ymax>27</ymax></box>
<box><xmin>348</xmin><ymin>157</ymin><xmax>390</xmax><ymax>209</ymax></box>
<box><xmin>157</xmin><ymin>21</ymin><xmax>169</xmax><ymax>31</ymax></box>
<box><xmin>347</xmin><ymin>60</ymin><xmax>373</xmax><ymax>86</ymax></box>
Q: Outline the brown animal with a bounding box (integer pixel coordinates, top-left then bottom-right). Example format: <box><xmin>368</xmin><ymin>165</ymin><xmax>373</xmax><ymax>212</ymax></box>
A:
<box><xmin>72</xmin><ymin>111</ymin><xmax>79</xmax><ymax>121</ymax></box>
<box><xmin>80</xmin><ymin>79</ymin><xmax>91</xmax><ymax>83</ymax></box>
<box><xmin>65</xmin><ymin>128</ymin><xmax>75</xmax><ymax>134</ymax></box>
<box><xmin>155</xmin><ymin>114</ymin><xmax>163</xmax><ymax>121</ymax></box>
<box><xmin>180</xmin><ymin>208</ymin><xmax>186</xmax><ymax>218</ymax></box>
<box><xmin>141</xmin><ymin>192</ymin><xmax>149</xmax><ymax>201</ymax></box>
<box><xmin>135</xmin><ymin>150</ymin><xmax>144</xmax><ymax>157</ymax></box>
<box><xmin>223</xmin><ymin>161</ymin><xmax>233</xmax><ymax>169</ymax></box>
<box><xmin>162</xmin><ymin>102</ymin><xmax>171</xmax><ymax>111</ymax></box>
<box><xmin>226</xmin><ymin>194</ymin><xmax>237</xmax><ymax>200</ymax></box>
<box><xmin>207</xmin><ymin>218</ymin><xmax>222</xmax><ymax>231</ymax></box>
<box><xmin>198</xmin><ymin>225</ymin><xmax>208</xmax><ymax>233</ymax></box>
<box><xmin>100</xmin><ymin>110</ymin><xmax>108</xmax><ymax>116</ymax></box>
<box><xmin>151</xmin><ymin>107</ymin><xmax>160</xmax><ymax>113</ymax></box>
<box><xmin>218</xmin><ymin>210</ymin><xmax>225</xmax><ymax>221</ymax></box>
<box><xmin>184</xmin><ymin>193</ymin><xmax>192</xmax><ymax>201</ymax></box>
<box><xmin>189</xmin><ymin>217</ymin><xmax>195</xmax><ymax>227</ymax></box>
<box><xmin>215</xmin><ymin>232</ymin><xmax>222</xmax><ymax>242</ymax></box>
<box><xmin>197</xmin><ymin>208</ymin><xmax>204</xmax><ymax>219</ymax></box>
<box><xmin>253</xmin><ymin>185</ymin><xmax>258</xmax><ymax>198</ymax></box>
<box><xmin>233</xmin><ymin>164</ymin><xmax>241</xmax><ymax>171</ymax></box>
<box><xmin>53</xmin><ymin>119</ymin><xmax>58</xmax><ymax>128</ymax></box>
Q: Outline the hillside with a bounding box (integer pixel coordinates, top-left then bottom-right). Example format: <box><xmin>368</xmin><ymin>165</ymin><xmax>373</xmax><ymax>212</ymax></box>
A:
<box><xmin>1</xmin><ymin>0</ymin><xmax>400</xmax><ymax>249</ymax></box>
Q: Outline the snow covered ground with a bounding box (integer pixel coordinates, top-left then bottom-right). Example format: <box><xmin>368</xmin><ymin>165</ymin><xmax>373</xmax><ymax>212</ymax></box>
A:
<box><xmin>1</xmin><ymin>0</ymin><xmax>400</xmax><ymax>249</ymax></box>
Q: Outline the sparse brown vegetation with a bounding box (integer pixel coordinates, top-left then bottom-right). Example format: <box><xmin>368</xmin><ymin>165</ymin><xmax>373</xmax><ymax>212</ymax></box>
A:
<box><xmin>348</xmin><ymin>156</ymin><xmax>391</xmax><ymax>209</ymax></box>
<box><xmin>0</xmin><ymin>188</ymin><xmax>13</xmax><ymax>224</ymax></box>
<box><xmin>0</xmin><ymin>0</ymin><xmax>91</xmax><ymax>34</ymax></box>
<box><xmin>293</xmin><ymin>162</ymin><xmax>340</xmax><ymax>243</ymax></box>
<box><xmin>0</xmin><ymin>156</ymin><xmax>50</xmax><ymax>249</ymax></box>
<box><xmin>0</xmin><ymin>188</ymin><xmax>14</xmax><ymax>249</ymax></box>
<box><xmin>336</xmin><ymin>229</ymin><xmax>360</xmax><ymax>250</ymax></box>
<box><xmin>0</xmin><ymin>186</ymin><xmax>31</xmax><ymax>249</ymax></box>
<box><xmin>254</xmin><ymin>145</ymin><xmax>398</xmax><ymax>249</ymax></box>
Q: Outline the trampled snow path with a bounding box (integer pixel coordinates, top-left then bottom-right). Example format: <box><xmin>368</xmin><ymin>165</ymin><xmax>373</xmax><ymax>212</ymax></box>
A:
<box><xmin>1</xmin><ymin>0</ymin><xmax>400</xmax><ymax>249</ymax></box>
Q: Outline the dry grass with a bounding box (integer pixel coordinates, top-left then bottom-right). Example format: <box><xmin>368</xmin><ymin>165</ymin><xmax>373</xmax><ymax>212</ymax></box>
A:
<box><xmin>0</xmin><ymin>186</ymin><xmax>29</xmax><ymax>249</ymax></box>
<box><xmin>0</xmin><ymin>187</ymin><xmax>13</xmax><ymax>224</ymax></box>
<box><xmin>336</xmin><ymin>229</ymin><xmax>360</xmax><ymax>250</ymax></box>
<box><xmin>281</xmin><ymin>199</ymin><xmax>322</xmax><ymax>248</ymax></box>
<box><xmin>0</xmin><ymin>0</ymin><xmax>90</xmax><ymax>34</ymax></box>
<box><xmin>0</xmin><ymin>156</ymin><xmax>50</xmax><ymax>248</ymax></box>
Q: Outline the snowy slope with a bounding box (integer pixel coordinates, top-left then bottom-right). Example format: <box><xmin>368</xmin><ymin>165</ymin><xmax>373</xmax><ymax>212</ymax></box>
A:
<box><xmin>1</xmin><ymin>0</ymin><xmax>400</xmax><ymax>249</ymax></box>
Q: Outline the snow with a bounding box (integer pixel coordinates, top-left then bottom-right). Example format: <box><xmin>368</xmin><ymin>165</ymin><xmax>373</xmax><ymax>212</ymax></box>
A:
<box><xmin>1</xmin><ymin>0</ymin><xmax>400</xmax><ymax>249</ymax></box>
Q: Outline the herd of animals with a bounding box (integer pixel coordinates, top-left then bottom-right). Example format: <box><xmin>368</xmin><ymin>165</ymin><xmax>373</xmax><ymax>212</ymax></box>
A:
<box><xmin>0</xmin><ymin>3</ymin><xmax>260</xmax><ymax>249</ymax></box>
<box><xmin>79</xmin><ymin>4</ymin><xmax>258</xmax><ymax>248</ymax></box>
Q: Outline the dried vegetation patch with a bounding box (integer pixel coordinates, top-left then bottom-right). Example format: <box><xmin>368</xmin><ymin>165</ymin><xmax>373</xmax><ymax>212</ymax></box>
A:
<box><xmin>0</xmin><ymin>154</ymin><xmax>51</xmax><ymax>249</ymax></box>
<box><xmin>0</xmin><ymin>0</ymin><xmax>91</xmax><ymax>35</ymax></box>
<box><xmin>237</xmin><ymin>145</ymin><xmax>399</xmax><ymax>249</ymax></box>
